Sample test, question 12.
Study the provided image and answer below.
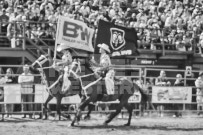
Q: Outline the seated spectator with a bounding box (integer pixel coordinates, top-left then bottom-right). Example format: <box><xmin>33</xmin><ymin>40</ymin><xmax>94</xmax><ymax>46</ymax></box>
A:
<box><xmin>182</xmin><ymin>32</ymin><xmax>192</xmax><ymax>51</ymax></box>
<box><xmin>18</xmin><ymin>64</ymin><xmax>34</xmax><ymax>119</ymax></box>
<box><xmin>175</xmin><ymin>31</ymin><xmax>186</xmax><ymax>52</ymax></box>
<box><xmin>0</xmin><ymin>8</ymin><xmax>9</xmax><ymax>34</ymax></box>
<box><xmin>195</xmin><ymin>72</ymin><xmax>203</xmax><ymax>117</ymax></box>
<box><xmin>198</xmin><ymin>32</ymin><xmax>203</xmax><ymax>54</ymax></box>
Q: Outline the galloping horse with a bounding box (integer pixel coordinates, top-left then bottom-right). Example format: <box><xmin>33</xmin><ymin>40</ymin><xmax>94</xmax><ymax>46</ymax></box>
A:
<box><xmin>31</xmin><ymin>55</ymin><xmax>85</xmax><ymax>120</ymax></box>
<box><xmin>70</xmin><ymin>59</ymin><xmax>148</xmax><ymax>126</ymax></box>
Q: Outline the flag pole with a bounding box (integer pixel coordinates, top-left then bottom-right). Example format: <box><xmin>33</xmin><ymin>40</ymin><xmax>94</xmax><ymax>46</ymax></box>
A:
<box><xmin>54</xmin><ymin>15</ymin><xmax>61</xmax><ymax>60</ymax></box>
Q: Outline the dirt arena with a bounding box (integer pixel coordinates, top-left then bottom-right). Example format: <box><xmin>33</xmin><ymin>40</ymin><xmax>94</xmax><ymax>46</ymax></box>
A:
<box><xmin>1</xmin><ymin>114</ymin><xmax>203</xmax><ymax>135</ymax></box>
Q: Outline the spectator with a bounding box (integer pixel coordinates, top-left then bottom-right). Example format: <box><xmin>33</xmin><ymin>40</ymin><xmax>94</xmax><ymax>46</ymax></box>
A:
<box><xmin>155</xmin><ymin>70</ymin><xmax>171</xmax><ymax>86</ymax></box>
<box><xmin>0</xmin><ymin>67</ymin><xmax>4</xmax><ymax>84</ymax></box>
<box><xmin>0</xmin><ymin>8</ymin><xmax>9</xmax><ymax>34</ymax></box>
<box><xmin>195</xmin><ymin>71</ymin><xmax>203</xmax><ymax>117</ymax></box>
<box><xmin>3</xmin><ymin>68</ymin><xmax>16</xmax><ymax>118</ymax></box>
<box><xmin>80</xmin><ymin>1</ymin><xmax>90</xmax><ymax>17</ymax></box>
<box><xmin>146</xmin><ymin>77</ymin><xmax>156</xmax><ymax>111</ymax></box>
<box><xmin>0</xmin><ymin>67</ymin><xmax>4</xmax><ymax>119</ymax></box>
<box><xmin>173</xmin><ymin>74</ymin><xmax>184</xmax><ymax>118</ymax></box>
<box><xmin>18</xmin><ymin>64</ymin><xmax>34</xmax><ymax>119</ymax></box>
<box><xmin>155</xmin><ymin>70</ymin><xmax>171</xmax><ymax>117</ymax></box>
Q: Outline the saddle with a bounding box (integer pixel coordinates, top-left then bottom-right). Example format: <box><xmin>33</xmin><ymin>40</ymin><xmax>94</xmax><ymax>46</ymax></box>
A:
<box><xmin>114</xmin><ymin>76</ymin><xmax>127</xmax><ymax>85</ymax></box>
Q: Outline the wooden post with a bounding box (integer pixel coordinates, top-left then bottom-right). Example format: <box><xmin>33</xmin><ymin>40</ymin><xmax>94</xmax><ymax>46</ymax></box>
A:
<box><xmin>22</xmin><ymin>22</ymin><xmax>26</xmax><ymax>50</ymax></box>
<box><xmin>22</xmin><ymin>56</ymin><xmax>25</xmax><ymax>65</ymax></box>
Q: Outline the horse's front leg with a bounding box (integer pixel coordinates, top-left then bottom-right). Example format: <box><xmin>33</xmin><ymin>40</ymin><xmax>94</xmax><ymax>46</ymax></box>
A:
<box><xmin>123</xmin><ymin>102</ymin><xmax>134</xmax><ymax>126</ymax></box>
<box><xmin>55</xmin><ymin>95</ymin><xmax>62</xmax><ymax>120</ymax></box>
<box><xmin>70</xmin><ymin>96</ymin><xmax>92</xmax><ymax>126</ymax></box>
<box><xmin>43</xmin><ymin>94</ymin><xmax>54</xmax><ymax>120</ymax></box>
<box><xmin>104</xmin><ymin>102</ymin><xmax>124</xmax><ymax>125</ymax></box>
<box><xmin>84</xmin><ymin>103</ymin><xmax>95</xmax><ymax>120</ymax></box>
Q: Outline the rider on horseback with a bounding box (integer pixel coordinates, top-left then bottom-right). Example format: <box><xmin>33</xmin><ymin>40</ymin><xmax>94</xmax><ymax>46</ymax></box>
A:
<box><xmin>83</xmin><ymin>43</ymin><xmax>115</xmax><ymax>95</ymax></box>
<box><xmin>48</xmin><ymin>43</ymin><xmax>79</xmax><ymax>93</ymax></box>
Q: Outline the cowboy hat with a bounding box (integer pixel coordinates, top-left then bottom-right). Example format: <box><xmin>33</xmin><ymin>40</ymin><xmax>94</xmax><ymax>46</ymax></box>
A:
<box><xmin>57</xmin><ymin>43</ymin><xmax>71</xmax><ymax>52</ymax></box>
<box><xmin>98</xmin><ymin>43</ymin><xmax>110</xmax><ymax>53</ymax></box>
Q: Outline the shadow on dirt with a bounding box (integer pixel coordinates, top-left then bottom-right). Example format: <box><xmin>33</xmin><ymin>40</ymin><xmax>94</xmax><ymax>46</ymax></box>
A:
<box><xmin>74</xmin><ymin>125</ymin><xmax>203</xmax><ymax>131</ymax></box>
<box><xmin>0</xmin><ymin>117</ymin><xmax>42</xmax><ymax>123</ymax></box>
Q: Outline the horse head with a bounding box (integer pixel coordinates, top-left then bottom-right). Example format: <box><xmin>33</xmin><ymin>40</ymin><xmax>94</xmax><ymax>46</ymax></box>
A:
<box><xmin>31</xmin><ymin>54</ymin><xmax>50</xmax><ymax>69</ymax></box>
<box><xmin>31</xmin><ymin>55</ymin><xmax>59</xmax><ymax>90</ymax></box>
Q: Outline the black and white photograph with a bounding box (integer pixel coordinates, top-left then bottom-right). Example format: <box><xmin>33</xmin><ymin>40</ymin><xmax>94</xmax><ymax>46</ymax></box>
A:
<box><xmin>1</xmin><ymin>0</ymin><xmax>203</xmax><ymax>135</ymax></box>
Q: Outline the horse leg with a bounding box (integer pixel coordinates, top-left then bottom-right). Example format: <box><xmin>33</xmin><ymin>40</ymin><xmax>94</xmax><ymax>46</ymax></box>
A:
<box><xmin>56</xmin><ymin>95</ymin><xmax>62</xmax><ymax>120</ymax></box>
<box><xmin>84</xmin><ymin>103</ymin><xmax>94</xmax><ymax>120</ymax></box>
<box><xmin>70</xmin><ymin>97</ymin><xmax>92</xmax><ymax>126</ymax></box>
<box><xmin>104</xmin><ymin>103</ymin><xmax>123</xmax><ymax>125</ymax></box>
<box><xmin>123</xmin><ymin>103</ymin><xmax>133</xmax><ymax>126</ymax></box>
<box><xmin>43</xmin><ymin>95</ymin><xmax>53</xmax><ymax>120</ymax></box>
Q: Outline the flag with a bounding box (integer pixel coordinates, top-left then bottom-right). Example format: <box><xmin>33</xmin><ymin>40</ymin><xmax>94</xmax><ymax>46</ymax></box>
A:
<box><xmin>55</xmin><ymin>16</ymin><xmax>95</xmax><ymax>53</ymax></box>
<box><xmin>95</xmin><ymin>20</ymin><xmax>138</xmax><ymax>57</ymax></box>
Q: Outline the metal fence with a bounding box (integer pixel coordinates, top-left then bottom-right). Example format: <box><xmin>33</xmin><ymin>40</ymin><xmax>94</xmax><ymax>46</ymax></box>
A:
<box><xmin>0</xmin><ymin>65</ymin><xmax>202</xmax><ymax>119</ymax></box>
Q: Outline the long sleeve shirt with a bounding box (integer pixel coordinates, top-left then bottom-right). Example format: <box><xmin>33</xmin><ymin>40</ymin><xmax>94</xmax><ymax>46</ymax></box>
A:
<box><xmin>18</xmin><ymin>73</ymin><xmax>34</xmax><ymax>84</ymax></box>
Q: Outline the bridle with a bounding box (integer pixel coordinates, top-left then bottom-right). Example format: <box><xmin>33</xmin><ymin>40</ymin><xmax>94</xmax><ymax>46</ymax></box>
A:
<box><xmin>32</xmin><ymin>55</ymin><xmax>52</xmax><ymax>95</ymax></box>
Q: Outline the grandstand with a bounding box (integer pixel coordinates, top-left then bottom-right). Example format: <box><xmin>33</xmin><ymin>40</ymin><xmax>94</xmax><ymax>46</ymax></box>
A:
<box><xmin>0</xmin><ymin>0</ymin><xmax>202</xmax><ymax>68</ymax></box>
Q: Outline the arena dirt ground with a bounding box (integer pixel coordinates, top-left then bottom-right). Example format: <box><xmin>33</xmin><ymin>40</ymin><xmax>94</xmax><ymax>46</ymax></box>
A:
<box><xmin>1</xmin><ymin>114</ymin><xmax>203</xmax><ymax>135</ymax></box>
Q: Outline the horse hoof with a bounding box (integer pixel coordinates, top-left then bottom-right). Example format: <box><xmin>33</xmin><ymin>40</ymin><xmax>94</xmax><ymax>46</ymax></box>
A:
<box><xmin>84</xmin><ymin>115</ymin><xmax>91</xmax><ymax>120</ymax></box>
<box><xmin>43</xmin><ymin>118</ymin><xmax>48</xmax><ymax>120</ymax></box>
<box><xmin>65</xmin><ymin>115</ymin><xmax>71</xmax><ymax>120</ymax></box>
<box><xmin>68</xmin><ymin>123</ymin><xmax>74</xmax><ymax>127</ymax></box>
<box><xmin>103</xmin><ymin>122</ymin><xmax>108</xmax><ymax>126</ymax></box>
<box><xmin>37</xmin><ymin>117</ymin><xmax>42</xmax><ymax>120</ymax></box>
<box><xmin>76</xmin><ymin>121</ymin><xmax>80</xmax><ymax>125</ymax></box>
<box><xmin>124</xmin><ymin>123</ymin><xmax>130</xmax><ymax>126</ymax></box>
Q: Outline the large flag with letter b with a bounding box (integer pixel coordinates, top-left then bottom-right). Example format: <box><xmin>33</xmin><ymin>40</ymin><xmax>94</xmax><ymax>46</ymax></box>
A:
<box><xmin>95</xmin><ymin>20</ymin><xmax>138</xmax><ymax>57</ymax></box>
<box><xmin>56</xmin><ymin>16</ymin><xmax>94</xmax><ymax>52</ymax></box>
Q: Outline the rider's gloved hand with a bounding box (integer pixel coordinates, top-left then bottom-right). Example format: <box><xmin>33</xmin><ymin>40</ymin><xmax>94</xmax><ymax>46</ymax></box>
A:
<box><xmin>100</xmin><ymin>71</ymin><xmax>106</xmax><ymax>78</ymax></box>
<box><xmin>52</xmin><ymin>63</ymin><xmax>56</xmax><ymax>68</ymax></box>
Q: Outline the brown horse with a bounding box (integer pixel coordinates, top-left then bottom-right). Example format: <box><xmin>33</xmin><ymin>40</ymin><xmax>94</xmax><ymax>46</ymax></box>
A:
<box><xmin>70</xmin><ymin>59</ymin><xmax>147</xmax><ymax>126</ymax></box>
<box><xmin>31</xmin><ymin>55</ymin><xmax>93</xmax><ymax>120</ymax></box>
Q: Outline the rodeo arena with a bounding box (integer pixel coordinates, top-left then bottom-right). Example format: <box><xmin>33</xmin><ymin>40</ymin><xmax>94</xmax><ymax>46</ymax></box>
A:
<box><xmin>2</xmin><ymin>0</ymin><xmax>203</xmax><ymax>135</ymax></box>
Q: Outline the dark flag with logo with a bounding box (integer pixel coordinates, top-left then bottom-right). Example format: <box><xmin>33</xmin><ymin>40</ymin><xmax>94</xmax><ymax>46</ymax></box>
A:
<box><xmin>95</xmin><ymin>20</ymin><xmax>138</xmax><ymax>57</ymax></box>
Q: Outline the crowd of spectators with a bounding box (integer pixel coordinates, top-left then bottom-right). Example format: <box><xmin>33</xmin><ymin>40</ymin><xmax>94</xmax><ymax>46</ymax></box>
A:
<box><xmin>0</xmin><ymin>0</ymin><xmax>203</xmax><ymax>53</ymax></box>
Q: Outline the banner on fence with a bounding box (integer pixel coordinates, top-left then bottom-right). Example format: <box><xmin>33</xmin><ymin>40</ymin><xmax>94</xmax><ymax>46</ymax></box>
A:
<box><xmin>55</xmin><ymin>16</ymin><xmax>94</xmax><ymax>52</ymax></box>
<box><xmin>98</xmin><ymin>91</ymin><xmax>141</xmax><ymax>104</ymax></box>
<box><xmin>0</xmin><ymin>84</ymin><xmax>141</xmax><ymax>104</ymax></box>
<box><xmin>34</xmin><ymin>84</ymin><xmax>81</xmax><ymax>104</ymax></box>
<box><xmin>152</xmin><ymin>86</ymin><xmax>192</xmax><ymax>103</ymax></box>
<box><xmin>34</xmin><ymin>84</ymin><xmax>46</xmax><ymax>103</ymax></box>
<box><xmin>2</xmin><ymin>85</ymin><xmax>21</xmax><ymax>103</ymax></box>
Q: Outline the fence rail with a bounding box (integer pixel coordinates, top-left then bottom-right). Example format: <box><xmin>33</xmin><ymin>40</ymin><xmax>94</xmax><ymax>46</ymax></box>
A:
<box><xmin>0</xmin><ymin>64</ymin><xmax>202</xmax><ymax>119</ymax></box>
